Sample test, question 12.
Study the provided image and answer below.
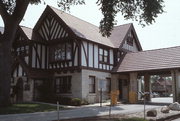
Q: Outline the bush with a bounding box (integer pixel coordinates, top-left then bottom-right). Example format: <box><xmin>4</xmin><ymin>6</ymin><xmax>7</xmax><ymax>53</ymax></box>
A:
<box><xmin>71</xmin><ymin>98</ymin><xmax>81</xmax><ymax>106</ymax></box>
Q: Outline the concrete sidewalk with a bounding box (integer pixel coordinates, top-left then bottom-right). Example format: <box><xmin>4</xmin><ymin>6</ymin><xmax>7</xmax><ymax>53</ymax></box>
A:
<box><xmin>0</xmin><ymin>104</ymin><xmax>161</xmax><ymax>121</ymax></box>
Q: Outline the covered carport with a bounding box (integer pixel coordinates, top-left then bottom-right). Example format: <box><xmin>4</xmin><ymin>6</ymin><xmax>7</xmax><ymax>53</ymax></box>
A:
<box><xmin>112</xmin><ymin>46</ymin><xmax>180</xmax><ymax>103</ymax></box>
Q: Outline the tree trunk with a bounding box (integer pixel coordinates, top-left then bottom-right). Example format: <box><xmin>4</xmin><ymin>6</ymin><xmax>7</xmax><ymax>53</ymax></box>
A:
<box><xmin>0</xmin><ymin>38</ymin><xmax>12</xmax><ymax>107</ymax></box>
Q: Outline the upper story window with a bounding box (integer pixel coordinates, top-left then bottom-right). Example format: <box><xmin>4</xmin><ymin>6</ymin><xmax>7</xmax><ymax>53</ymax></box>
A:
<box><xmin>16</xmin><ymin>45</ymin><xmax>29</xmax><ymax>56</ymax></box>
<box><xmin>50</xmin><ymin>42</ymin><xmax>72</xmax><ymax>62</ymax></box>
<box><xmin>99</xmin><ymin>47</ymin><xmax>109</xmax><ymax>63</ymax></box>
<box><xmin>117</xmin><ymin>51</ymin><xmax>124</xmax><ymax>62</ymax></box>
<box><xmin>127</xmin><ymin>32</ymin><xmax>133</xmax><ymax>46</ymax></box>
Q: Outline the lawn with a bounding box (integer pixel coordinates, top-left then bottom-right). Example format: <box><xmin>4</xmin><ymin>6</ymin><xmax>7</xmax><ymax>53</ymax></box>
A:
<box><xmin>0</xmin><ymin>103</ymin><xmax>58</xmax><ymax>115</ymax></box>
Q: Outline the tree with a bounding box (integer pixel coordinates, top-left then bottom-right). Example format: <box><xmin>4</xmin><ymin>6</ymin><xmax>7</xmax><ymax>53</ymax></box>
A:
<box><xmin>0</xmin><ymin>0</ymin><xmax>164</xmax><ymax>107</ymax></box>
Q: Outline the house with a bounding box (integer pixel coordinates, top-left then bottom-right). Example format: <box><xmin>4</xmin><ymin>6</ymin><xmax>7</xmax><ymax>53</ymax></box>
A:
<box><xmin>152</xmin><ymin>77</ymin><xmax>172</xmax><ymax>96</ymax></box>
<box><xmin>11</xmin><ymin>5</ymin><xmax>141</xmax><ymax>103</ymax></box>
<box><xmin>11</xmin><ymin>5</ymin><xmax>180</xmax><ymax>104</ymax></box>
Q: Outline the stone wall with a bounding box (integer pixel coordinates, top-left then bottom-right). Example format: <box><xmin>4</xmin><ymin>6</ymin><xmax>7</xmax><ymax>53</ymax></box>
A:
<box><xmin>81</xmin><ymin>69</ymin><xmax>111</xmax><ymax>103</ymax></box>
<box><xmin>54</xmin><ymin>71</ymin><xmax>82</xmax><ymax>99</ymax></box>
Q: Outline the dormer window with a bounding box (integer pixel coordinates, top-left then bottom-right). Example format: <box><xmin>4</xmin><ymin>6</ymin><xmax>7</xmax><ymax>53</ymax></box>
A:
<box><xmin>50</xmin><ymin>42</ymin><xmax>72</xmax><ymax>62</ymax></box>
<box><xmin>127</xmin><ymin>32</ymin><xmax>133</xmax><ymax>46</ymax></box>
<box><xmin>99</xmin><ymin>47</ymin><xmax>109</xmax><ymax>63</ymax></box>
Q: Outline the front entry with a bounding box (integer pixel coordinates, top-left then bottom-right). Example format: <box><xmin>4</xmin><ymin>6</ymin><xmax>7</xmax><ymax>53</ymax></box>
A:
<box><xmin>119</xmin><ymin>79</ymin><xmax>129</xmax><ymax>102</ymax></box>
<box><xmin>16</xmin><ymin>78</ymin><xmax>24</xmax><ymax>103</ymax></box>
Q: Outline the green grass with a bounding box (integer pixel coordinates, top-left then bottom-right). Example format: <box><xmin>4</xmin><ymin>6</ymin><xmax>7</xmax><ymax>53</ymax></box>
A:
<box><xmin>117</xmin><ymin>117</ymin><xmax>148</xmax><ymax>121</ymax></box>
<box><xmin>0</xmin><ymin>103</ymin><xmax>58</xmax><ymax>115</ymax></box>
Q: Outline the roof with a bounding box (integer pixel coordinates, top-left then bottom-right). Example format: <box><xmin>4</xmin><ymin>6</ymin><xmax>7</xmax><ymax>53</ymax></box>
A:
<box><xmin>109</xmin><ymin>24</ymin><xmax>132</xmax><ymax>48</ymax></box>
<box><xmin>116</xmin><ymin>46</ymin><xmax>180</xmax><ymax>72</ymax></box>
<box><xmin>49</xmin><ymin>6</ymin><xmax>115</xmax><ymax>48</ymax></box>
<box><xmin>20</xmin><ymin>26</ymin><xmax>33</xmax><ymax>40</ymax></box>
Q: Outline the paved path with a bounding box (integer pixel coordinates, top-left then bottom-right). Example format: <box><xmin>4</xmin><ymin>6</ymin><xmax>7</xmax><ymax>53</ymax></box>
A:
<box><xmin>0</xmin><ymin>104</ymin><xmax>161</xmax><ymax>121</ymax></box>
<box><xmin>151</xmin><ymin>97</ymin><xmax>173</xmax><ymax>103</ymax></box>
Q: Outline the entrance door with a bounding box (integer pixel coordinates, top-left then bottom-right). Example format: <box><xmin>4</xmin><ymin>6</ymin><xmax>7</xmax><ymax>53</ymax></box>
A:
<box><xmin>119</xmin><ymin>79</ymin><xmax>123</xmax><ymax>100</ymax></box>
<box><xmin>16</xmin><ymin>78</ymin><xmax>24</xmax><ymax>103</ymax></box>
<box><xmin>119</xmin><ymin>79</ymin><xmax>129</xmax><ymax>101</ymax></box>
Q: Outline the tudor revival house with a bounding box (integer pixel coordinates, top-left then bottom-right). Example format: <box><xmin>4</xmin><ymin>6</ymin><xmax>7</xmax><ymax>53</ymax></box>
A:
<box><xmin>11</xmin><ymin>5</ymin><xmax>142</xmax><ymax>103</ymax></box>
<box><xmin>11</xmin><ymin>5</ymin><xmax>180</xmax><ymax>104</ymax></box>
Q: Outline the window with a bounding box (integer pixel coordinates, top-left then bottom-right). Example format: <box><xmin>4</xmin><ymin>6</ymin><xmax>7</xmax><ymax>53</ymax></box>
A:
<box><xmin>117</xmin><ymin>51</ymin><xmax>124</xmax><ymax>62</ymax></box>
<box><xmin>16</xmin><ymin>45</ymin><xmax>29</xmax><ymax>56</ymax></box>
<box><xmin>55</xmin><ymin>76</ymin><xmax>71</xmax><ymax>94</ymax></box>
<box><xmin>89</xmin><ymin>76</ymin><xmax>95</xmax><ymax>93</ymax></box>
<box><xmin>106</xmin><ymin>78</ymin><xmax>111</xmax><ymax>93</ymax></box>
<box><xmin>127</xmin><ymin>32</ymin><xmax>133</xmax><ymax>46</ymax></box>
<box><xmin>50</xmin><ymin>42</ymin><xmax>72</xmax><ymax>62</ymax></box>
<box><xmin>99</xmin><ymin>48</ymin><xmax>109</xmax><ymax>63</ymax></box>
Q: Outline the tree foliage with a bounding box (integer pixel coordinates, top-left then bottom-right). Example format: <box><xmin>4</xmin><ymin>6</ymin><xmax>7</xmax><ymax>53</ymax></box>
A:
<box><xmin>54</xmin><ymin>0</ymin><xmax>164</xmax><ymax>36</ymax></box>
<box><xmin>0</xmin><ymin>0</ymin><xmax>164</xmax><ymax>37</ymax></box>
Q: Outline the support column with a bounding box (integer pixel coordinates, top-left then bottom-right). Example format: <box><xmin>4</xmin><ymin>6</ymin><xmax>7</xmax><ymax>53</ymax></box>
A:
<box><xmin>171</xmin><ymin>70</ymin><xmax>179</xmax><ymax>102</ymax></box>
<box><xmin>144</xmin><ymin>73</ymin><xmax>150</xmax><ymax>101</ymax></box>
<box><xmin>129</xmin><ymin>72</ymin><xmax>138</xmax><ymax>103</ymax></box>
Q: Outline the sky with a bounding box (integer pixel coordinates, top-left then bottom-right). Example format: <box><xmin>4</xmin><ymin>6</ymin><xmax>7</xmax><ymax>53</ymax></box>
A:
<box><xmin>0</xmin><ymin>0</ymin><xmax>180</xmax><ymax>50</ymax></box>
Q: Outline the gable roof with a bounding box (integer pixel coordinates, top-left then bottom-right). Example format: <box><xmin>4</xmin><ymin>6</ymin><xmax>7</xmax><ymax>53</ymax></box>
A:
<box><xmin>48</xmin><ymin>6</ymin><xmax>115</xmax><ymax>48</ymax></box>
<box><xmin>109</xmin><ymin>24</ymin><xmax>131</xmax><ymax>48</ymax></box>
<box><xmin>116</xmin><ymin>46</ymin><xmax>180</xmax><ymax>73</ymax></box>
<box><xmin>20</xmin><ymin>26</ymin><xmax>33</xmax><ymax>40</ymax></box>
<box><xmin>109</xmin><ymin>23</ymin><xmax>142</xmax><ymax>50</ymax></box>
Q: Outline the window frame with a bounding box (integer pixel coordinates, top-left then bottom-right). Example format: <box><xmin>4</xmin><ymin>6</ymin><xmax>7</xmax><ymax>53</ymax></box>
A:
<box><xmin>55</xmin><ymin>76</ymin><xmax>72</xmax><ymax>94</ymax></box>
<box><xmin>50</xmin><ymin>42</ymin><xmax>72</xmax><ymax>63</ymax></box>
<box><xmin>126</xmin><ymin>32</ymin><xmax>134</xmax><ymax>46</ymax></box>
<box><xmin>99</xmin><ymin>47</ymin><xmax>109</xmax><ymax>64</ymax></box>
<box><xmin>106</xmin><ymin>78</ymin><xmax>111</xmax><ymax>93</ymax></box>
<box><xmin>89</xmin><ymin>76</ymin><xmax>96</xmax><ymax>93</ymax></box>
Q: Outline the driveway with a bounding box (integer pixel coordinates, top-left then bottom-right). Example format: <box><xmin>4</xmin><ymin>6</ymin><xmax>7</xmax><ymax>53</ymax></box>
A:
<box><xmin>0</xmin><ymin>104</ymin><xmax>161</xmax><ymax>121</ymax></box>
<box><xmin>151</xmin><ymin>97</ymin><xmax>173</xmax><ymax>103</ymax></box>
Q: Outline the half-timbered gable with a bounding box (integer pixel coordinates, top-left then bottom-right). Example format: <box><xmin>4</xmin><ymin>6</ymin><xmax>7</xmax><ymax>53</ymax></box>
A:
<box><xmin>33</xmin><ymin>10</ymin><xmax>69</xmax><ymax>41</ymax></box>
<box><xmin>109</xmin><ymin>23</ymin><xmax>142</xmax><ymax>65</ymax></box>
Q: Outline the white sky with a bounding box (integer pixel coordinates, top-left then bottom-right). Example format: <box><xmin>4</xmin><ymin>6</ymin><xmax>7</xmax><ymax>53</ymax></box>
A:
<box><xmin>0</xmin><ymin>0</ymin><xmax>180</xmax><ymax>50</ymax></box>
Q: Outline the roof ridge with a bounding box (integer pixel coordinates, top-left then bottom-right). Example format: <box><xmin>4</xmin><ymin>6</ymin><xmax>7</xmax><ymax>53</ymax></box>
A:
<box><xmin>49</xmin><ymin>5</ymin><xmax>132</xmax><ymax>33</ymax></box>
<box><xmin>114</xmin><ymin>23</ymin><xmax>132</xmax><ymax>28</ymax></box>
<box><xmin>48</xmin><ymin>5</ymin><xmax>99</xmax><ymax>28</ymax></box>
<box><xmin>128</xmin><ymin>45</ymin><xmax>180</xmax><ymax>54</ymax></box>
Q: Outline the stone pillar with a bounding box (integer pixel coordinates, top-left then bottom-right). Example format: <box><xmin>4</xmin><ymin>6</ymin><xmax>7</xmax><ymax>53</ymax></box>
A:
<box><xmin>171</xmin><ymin>70</ymin><xmax>179</xmax><ymax>102</ymax></box>
<box><xmin>144</xmin><ymin>73</ymin><xmax>150</xmax><ymax>101</ymax></box>
<box><xmin>111</xmin><ymin>74</ymin><xmax>119</xmax><ymax>91</ymax></box>
<box><xmin>129</xmin><ymin>72</ymin><xmax>138</xmax><ymax>103</ymax></box>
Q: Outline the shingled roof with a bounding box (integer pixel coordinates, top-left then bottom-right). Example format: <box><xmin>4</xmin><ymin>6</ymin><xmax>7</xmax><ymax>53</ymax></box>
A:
<box><xmin>49</xmin><ymin>6</ymin><xmax>116</xmax><ymax>48</ymax></box>
<box><xmin>109</xmin><ymin>23</ymin><xmax>132</xmax><ymax>48</ymax></box>
<box><xmin>116</xmin><ymin>46</ymin><xmax>180</xmax><ymax>72</ymax></box>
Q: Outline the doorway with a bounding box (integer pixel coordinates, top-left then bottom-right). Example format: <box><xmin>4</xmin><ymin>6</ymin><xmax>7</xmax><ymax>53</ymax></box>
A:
<box><xmin>16</xmin><ymin>78</ymin><xmax>24</xmax><ymax>103</ymax></box>
<box><xmin>119</xmin><ymin>79</ymin><xmax>129</xmax><ymax>102</ymax></box>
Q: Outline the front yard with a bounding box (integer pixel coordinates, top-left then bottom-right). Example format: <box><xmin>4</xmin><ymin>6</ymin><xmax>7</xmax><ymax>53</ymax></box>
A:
<box><xmin>0</xmin><ymin>102</ymin><xmax>58</xmax><ymax>115</ymax></box>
